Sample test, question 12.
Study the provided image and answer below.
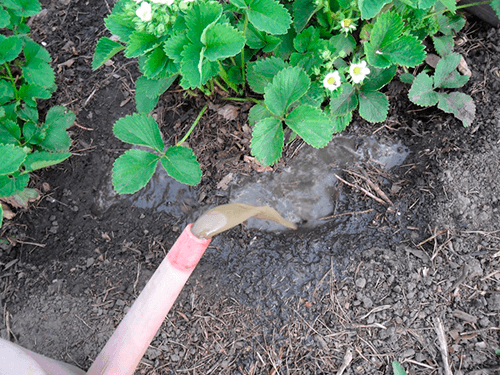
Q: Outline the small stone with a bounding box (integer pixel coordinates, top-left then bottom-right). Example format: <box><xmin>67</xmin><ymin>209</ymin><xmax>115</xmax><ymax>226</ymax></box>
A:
<box><xmin>356</xmin><ymin>278</ymin><xmax>367</xmax><ymax>288</ymax></box>
<box><xmin>86</xmin><ymin>258</ymin><xmax>95</xmax><ymax>267</ymax></box>
<box><xmin>487</xmin><ymin>293</ymin><xmax>500</xmax><ymax>311</ymax></box>
<box><xmin>362</xmin><ymin>297</ymin><xmax>373</xmax><ymax>309</ymax></box>
<box><xmin>170</xmin><ymin>354</ymin><xmax>180</xmax><ymax>362</ymax></box>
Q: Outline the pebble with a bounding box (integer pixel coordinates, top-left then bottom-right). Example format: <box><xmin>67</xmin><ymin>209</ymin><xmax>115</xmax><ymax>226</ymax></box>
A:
<box><xmin>356</xmin><ymin>278</ymin><xmax>366</xmax><ymax>288</ymax></box>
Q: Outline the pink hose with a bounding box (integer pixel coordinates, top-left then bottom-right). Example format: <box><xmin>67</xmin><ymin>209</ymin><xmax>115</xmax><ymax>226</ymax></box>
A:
<box><xmin>87</xmin><ymin>224</ymin><xmax>211</xmax><ymax>375</ymax></box>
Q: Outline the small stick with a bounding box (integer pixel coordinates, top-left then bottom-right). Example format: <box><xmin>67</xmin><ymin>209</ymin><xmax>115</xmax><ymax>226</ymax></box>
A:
<box><xmin>334</xmin><ymin>174</ymin><xmax>387</xmax><ymax>206</ymax></box>
<box><xmin>336</xmin><ymin>348</ymin><xmax>353</xmax><ymax>375</ymax></box>
<box><xmin>416</xmin><ymin>229</ymin><xmax>447</xmax><ymax>247</ymax></box>
<box><xmin>344</xmin><ymin>169</ymin><xmax>393</xmax><ymax>205</ymax></box>
<box><xmin>434</xmin><ymin>317</ymin><xmax>453</xmax><ymax>375</ymax></box>
<box><xmin>318</xmin><ymin>209</ymin><xmax>374</xmax><ymax>221</ymax></box>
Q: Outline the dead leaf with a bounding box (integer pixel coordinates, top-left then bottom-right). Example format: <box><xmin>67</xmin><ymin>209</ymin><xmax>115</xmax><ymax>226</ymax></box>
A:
<box><xmin>57</xmin><ymin>58</ymin><xmax>75</xmax><ymax>73</ymax></box>
<box><xmin>217</xmin><ymin>104</ymin><xmax>239</xmax><ymax>121</ymax></box>
<box><xmin>244</xmin><ymin>155</ymin><xmax>273</xmax><ymax>172</ymax></box>
<box><xmin>217</xmin><ymin>173</ymin><xmax>233</xmax><ymax>190</ymax></box>
<box><xmin>458</xmin><ymin>55</ymin><xmax>472</xmax><ymax>77</ymax></box>
<box><xmin>2</xmin><ymin>189</ymin><xmax>39</xmax><ymax>209</ymax></box>
<box><xmin>0</xmin><ymin>202</ymin><xmax>15</xmax><ymax>220</ymax></box>
<box><xmin>425</xmin><ymin>53</ymin><xmax>440</xmax><ymax>69</ymax></box>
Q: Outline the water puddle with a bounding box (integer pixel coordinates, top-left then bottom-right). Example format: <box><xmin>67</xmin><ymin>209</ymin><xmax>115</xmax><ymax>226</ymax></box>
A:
<box><xmin>230</xmin><ymin>135</ymin><xmax>409</xmax><ymax>231</ymax></box>
<box><xmin>93</xmin><ymin>135</ymin><xmax>408</xmax><ymax>225</ymax></box>
<box><xmin>93</xmin><ymin>164</ymin><xmax>198</xmax><ymax>216</ymax></box>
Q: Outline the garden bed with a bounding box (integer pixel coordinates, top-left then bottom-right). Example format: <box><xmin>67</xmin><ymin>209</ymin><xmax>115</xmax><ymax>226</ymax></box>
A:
<box><xmin>1</xmin><ymin>0</ymin><xmax>500</xmax><ymax>374</ymax></box>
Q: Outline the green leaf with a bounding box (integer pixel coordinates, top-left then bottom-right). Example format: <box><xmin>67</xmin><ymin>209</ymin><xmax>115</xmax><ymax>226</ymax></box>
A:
<box><xmin>289</xmin><ymin>52</ymin><xmax>321</xmax><ymax>75</ymax></box>
<box><xmin>438</xmin><ymin>0</ymin><xmax>456</xmax><ymax>13</ymax></box>
<box><xmin>294</xmin><ymin>26</ymin><xmax>321</xmax><ymax>53</ymax></box>
<box><xmin>432</xmin><ymin>35</ymin><xmax>453</xmax><ymax>57</ymax></box>
<box><xmin>0</xmin><ymin>144</ymin><xmax>27</xmax><ymax>175</ymax></box>
<box><xmin>365</xmin><ymin>11</ymin><xmax>425</xmax><ymax>68</ymax></box>
<box><xmin>22</xmin><ymin>59</ymin><xmax>55</xmax><ymax>89</ymax></box>
<box><xmin>0</xmin><ymin>80</ymin><xmax>16</xmax><ymax>105</ymax></box>
<box><xmin>185</xmin><ymin>0</ymin><xmax>223</xmax><ymax>43</ymax></box>
<box><xmin>0</xmin><ymin>174</ymin><xmax>29</xmax><ymax>198</ymax></box>
<box><xmin>179</xmin><ymin>43</ymin><xmax>218</xmax><ymax>89</ymax></box>
<box><xmin>0</xmin><ymin>7</ymin><xmax>11</xmax><ymax>28</ymax></box>
<box><xmin>247</xmin><ymin>56</ymin><xmax>288</xmax><ymax>94</ymax></box>
<box><xmin>248</xmin><ymin>104</ymin><xmax>273</xmax><ymax>126</ymax></box>
<box><xmin>392</xmin><ymin>361</ymin><xmax>407</xmax><ymax>375</ymax></box>
<box><xmin>399</xmin><ymin>73</ymin><xmax>414</xmax><ymax>84</ymax></box>
<box><xmin>23</xmin><ymin>151</ymin><xmax>71</xmax><ymax>172</ymax></box>
<box><xmin>358</xmin><ymin>0</ymin><xmax>392</xmax><ymax>19</ymax></box>
<box><xmin>23</xmin><ymin>122</ymin><xmax>47</xmax><ymax>145</ymax></box>
<box><xmin>437</xmin><ymin>13</ymin><xmax>465</xmax><ymax>35</ymax></box>
<box><xmin>492</xmin><ymin>0</ymin><xmax>500</xmax><ymax>20</ymax></box>
<box><xmin>362</xmin><ymin>65</ymin><xmax>397</xmax><ymax>91</ymax></box>
<box><xmin>328</xmin><ymin>33</ymin><xmax>356</xmax><ymax>58</ymax></box>
<box><xmin>161</xmin><ymin>146</ymin><xmax>202</xmax><ymax>186</ymax></box>
<box><xmin>203</xmin><ymin>23</ymin><xmax>245</xmax><ymax>61</ymax></box>
<box><xmin>264</xmin><ymin>66</ymin><xmax>310</xmax><ymax>116</ymax></box>
<box><xmin>141</xmin><ymin>45</ymin><xmax>172</xmax><ymax>78</ymax></box>
<box><xmin>23</xmin><ymin>39</ymin><xmax>51</xmax><ymax>62</ymax></box>
<box><xmin>1</xmin><ymin>0</ymin><xmax>41</xmax><ymax>17</ymax></box>
<box><xmin>92</xmin><ymin>37</ymin><xmax>125</xmax><ymax>70</ymax></box>
<box><xmin>18</xmin><ymin>104</ymin><xmax>38</xmax><ymax>123</ymax></box>
<box><xmin>332</xmin><ymin>112</ymin><xmax>353</xmax><ymax>133</ymax></box>
<box><xmin>39</xmin><ymin>106</ymin><xmax>75</xmax><ymax>151</ymax></box>
<box><xmin>125</xmin><ymin>32</ymin><xmax>160</xmax><ymax>58</ymax></box>
<box><xmin>293</xmin><ymin>0</ymin><xmax>317</xmax><ymax>33</ymax></box>
<box><xmin>408</xmin><ymin>72</ymin><xmax>438</xmax><ymax>106</ymax></box>
<box><xmin>250</xmin><ymin>117</ymin><xmax>284</xmax><ymax>166</ymax></box>
<box><xmin>164</xmin><ymin>33</ymin><xmax>189</xmax><ymax>64</ymax></box>
<box><xmin>437</xmin><ymin>92</ymin><xmax>475</xmax><ymax>127</ymax></box>
<box><xmin>0</xmin><ymin>201</ymin><xmax>3</xmax><ymax>227</ymax></box>
<box><xmin>285</xmin><ymin>105</ymin><xmax>333</xmax><ymax>148</ymax></box>
<box><xmin>135</xmin><ymin>75</ymin><xmax>177</xmax><ymax>113</ymax></box>
<box><xmin>329</xmin><ymin>83</ymin><xmax>358</xmax><ymax>116</ymax></box>
<box><xmin>434</xmin><ymin>53</ymin><xmax>469</xmax><ymax>89</ymax></box>
<box><xmin>0</xmin><ymin>119</ymin><xmax>21</xmax><ymax>144</ymax></box>
<box><xmin>18</xmin><ymin>84</ymin><xmax>52</xmax><ymax>107</ymax></box>
<box><xmin>298</xmin><ymin>81</ymin><xmax>324</xmax><ymax>108</ymax></box>
<box><xmin>113</xmin><ymin>113</ymin><xmax>164</xmax><ymax>152</ymax></box>
<box><xmin>244</xmin><ymin>0</ymin><xmax>292</xmax><ymax>35</ymax></box>
<box><xmin>358</xmin><ymin>90</ymin><xmax>389</xmax><ymax>123</ymax></box>
<box><xmin>112</xmin><ymin>149</ymin><xmax>160</xmax><ymax>194</ymax></box>
<box><xmin>419</xmin><ymin>0</ymin><xmax>437</xmax><ymax>9</ymax></box>
<box><xmin>105</xmin><ymin>9</ymin><xmax>136</xmax><ymax>43</ymax></box>
<box><xmin>274</xmin><ymin>27</ymin><xmax>297</xmax><ymax>60</ymax></box>
<box><xmin>0</xmin><ymin>35</ymin><xmax>23</xmax><ymax>64</ymax></box>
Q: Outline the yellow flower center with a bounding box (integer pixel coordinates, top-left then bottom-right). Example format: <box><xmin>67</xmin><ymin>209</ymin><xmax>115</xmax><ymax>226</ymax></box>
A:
<box><xmin>353</xmin><ymin>67</ymin><xmax>361</xmax><ymax>75</ymax></box>
<box><xmin>327</xmin><ymin>76</ymin><xmax>337</xmax><ymax>85</ymax></box>
<box><xmin>343</xmin><ymin>19</ymin><xmax>351</xmax><ymax>27</ymax></box>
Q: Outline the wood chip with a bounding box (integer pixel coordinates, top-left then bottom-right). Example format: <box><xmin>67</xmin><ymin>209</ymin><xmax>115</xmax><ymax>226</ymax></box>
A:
<box><xmin>217</xmin><ymin>173</ymin><xmax>233</xmax><ymax>191</ymax></box>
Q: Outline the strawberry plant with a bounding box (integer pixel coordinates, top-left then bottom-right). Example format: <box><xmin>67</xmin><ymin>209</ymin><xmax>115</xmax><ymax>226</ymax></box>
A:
<box><xmin>93</xmin><ymin>0</ymin><xmax>500</xmax><ymax>193</ymax></box>
<box><xmin>1</xmin><ymin>0</ymin><xmax>75</xmax><ymax>227</ymax></box>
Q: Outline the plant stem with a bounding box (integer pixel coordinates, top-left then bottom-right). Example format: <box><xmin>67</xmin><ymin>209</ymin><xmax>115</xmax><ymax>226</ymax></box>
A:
<box><xmin>240</xmin><ymin>14</ymin><xmax>249</xmax><ymax>92</ymax></box>
<box><xmin>217</xmin><ymin>61</ymin><xmax>241</xmax><ymax>95</ymax></box>
<box><xmin>3</xmin><ymin>63</ymin><xmax>19</xmax><ymax>98</ymax></box>
<box><xmin>176</xmin><ymin>104</ymin><xmax>208</xmax><ymax>147</ymax></box>
<box><xmin>213</xmin><ymin>77</ymin><xmax>230</xmax><ymax>94</ymax></box>
<box><xmin>423</xmin><ymin>0</ymin><xmax>491</xmax><ymax>19</ymax></box>
<box><xmin>222</xmin><ymin>96</ymin><xmax>262</xmax><ymax>104</ymax></box>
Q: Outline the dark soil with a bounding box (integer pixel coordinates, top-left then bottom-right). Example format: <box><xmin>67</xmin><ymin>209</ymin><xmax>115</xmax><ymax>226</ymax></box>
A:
<box><xmin>1</xmin><ymin>1</ymin><xmax>500</xmax><ymax>374</ymax></box>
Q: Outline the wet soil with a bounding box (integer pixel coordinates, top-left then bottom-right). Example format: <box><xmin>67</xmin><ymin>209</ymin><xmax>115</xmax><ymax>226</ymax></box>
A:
<box><xmin>1</xmin><ymin>1</ymin><xmax>500</xmax><ymax>374</ymax></box>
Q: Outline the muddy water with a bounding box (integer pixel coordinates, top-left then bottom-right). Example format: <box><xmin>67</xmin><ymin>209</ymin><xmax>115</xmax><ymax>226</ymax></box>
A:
<box><xmin>230</xmin><ymin>135</ymin><xmax>408</xmax><ymax>231</ymax></box>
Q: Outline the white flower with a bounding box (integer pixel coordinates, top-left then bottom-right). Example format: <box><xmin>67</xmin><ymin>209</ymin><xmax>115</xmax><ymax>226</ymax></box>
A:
<box><xmin>136</xmin><ymin>1</ymin><xmax>152</xmax><ymax>22</ymax></box>
<box><xmin>340</xmin><ymin>18</ymin><xmax>356</xmax><ymax>34</ymax></box>
<box><xmin>323</xmin><ymin>71</ymin><xmax>342</xmax><ymax>91</ymax></box>
<box><xmin>349</xmin><ymin>61</ymin><xmax>370</xmax><ymax>84</ymax></box>
<box><xmin>151</xmin><ymin>0</ymin><xmax>175</xmax><ymax>4</ymax></box>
